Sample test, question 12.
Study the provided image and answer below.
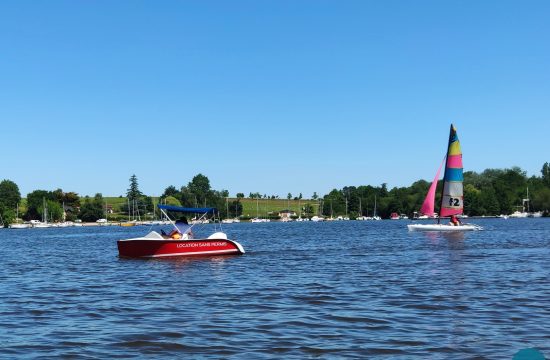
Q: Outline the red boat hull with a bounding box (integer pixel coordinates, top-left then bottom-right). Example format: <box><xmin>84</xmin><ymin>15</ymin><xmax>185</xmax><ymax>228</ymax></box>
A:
<box><xmin>117</xmin><ymin>238</ymin><xmax>244</xmax><ymax>258</ymax></box>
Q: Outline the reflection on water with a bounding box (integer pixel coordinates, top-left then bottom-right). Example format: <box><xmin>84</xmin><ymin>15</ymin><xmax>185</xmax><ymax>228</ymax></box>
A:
<box><xmin>442</xmin><ymin>231</ymin><xmax>465</xmax><ymax>243</ymax></box>
<box><xmin>418</xmin><ymin>229</ymin><xmax>466</xmax><ymax>244</ymax></box>
<box><xmin>0</xmin><ymin>218</ymin><xmax>549</xmax><ymax>359</ymax></box>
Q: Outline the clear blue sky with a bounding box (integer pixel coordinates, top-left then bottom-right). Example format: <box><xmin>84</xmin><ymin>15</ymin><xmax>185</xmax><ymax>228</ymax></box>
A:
<box><xmin>1</xmin><ymin>1</ymin><xmax>549</xmax><ymax>198</ymax></box>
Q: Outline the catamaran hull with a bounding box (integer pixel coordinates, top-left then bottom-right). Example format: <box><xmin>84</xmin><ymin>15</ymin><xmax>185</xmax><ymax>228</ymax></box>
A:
<box><xmin>117</xmin><ymin>238</ymin><xmax>245</xmax><ymax>258</ymax></box>
<box><xmin>407</xmin><ymin>223</ymin><xmax>482</xmax><ymax>231</ymax></box>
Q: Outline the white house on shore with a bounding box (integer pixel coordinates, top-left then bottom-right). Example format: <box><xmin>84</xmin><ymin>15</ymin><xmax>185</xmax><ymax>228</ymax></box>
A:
<box><xmin>278</xmin><ymin>209</ymin><xmax>297</xmax><ymax>221</ymax></box>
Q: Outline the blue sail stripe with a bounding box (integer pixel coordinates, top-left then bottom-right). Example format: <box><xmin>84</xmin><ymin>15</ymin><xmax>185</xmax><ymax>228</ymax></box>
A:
<box><xmin>444</xmin><ymin>167</ymin><xmax>463</xmax><ymax>182</ymax></box>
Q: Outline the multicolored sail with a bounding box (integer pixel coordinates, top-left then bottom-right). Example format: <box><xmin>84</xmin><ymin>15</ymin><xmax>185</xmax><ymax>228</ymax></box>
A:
<box><xmin>439</xmin><ymin>124</ymin><xmax>463</xmax><ymax>217</ymax></box>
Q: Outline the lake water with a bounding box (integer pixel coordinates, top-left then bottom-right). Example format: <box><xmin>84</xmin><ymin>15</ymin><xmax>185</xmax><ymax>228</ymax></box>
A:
<box><xmin>1</xmin><ymin>218</ymin><xmax>549</xmax><ymax>359</ymax></box>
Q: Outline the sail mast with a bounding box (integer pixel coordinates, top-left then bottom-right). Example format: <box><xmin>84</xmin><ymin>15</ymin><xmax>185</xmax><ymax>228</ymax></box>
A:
<box><xmin>438</xmin><ymin>124</ymin><xmax>454</xmax><ymax>223</ymax></box>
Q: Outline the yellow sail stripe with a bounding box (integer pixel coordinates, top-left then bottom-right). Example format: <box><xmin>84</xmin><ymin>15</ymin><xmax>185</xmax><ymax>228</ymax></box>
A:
<box><xmin>448</xmin><ymin>141</ymin><xmax>461</xmax><ymax>156</ymax></box>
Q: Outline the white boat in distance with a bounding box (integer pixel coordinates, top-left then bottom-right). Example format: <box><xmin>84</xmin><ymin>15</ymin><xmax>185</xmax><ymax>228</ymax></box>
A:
<box><xmin>509</xmin><ymin>211</ymin><xmax>528</xmax><ymax>218</ymax></box>
<box><xmin>30</xmin><ymin>219</ymin><xmax>52</xmax><ymax>228</ymax></box>
<box><xmin>9</xmin><ymin>223</ymin><xmax>31</xmax><ymax>229</ymax></box>
<box><xmin>9</xmin><ymin>203</ymin><xmax>32</xmax><ymax>228</ymax></box>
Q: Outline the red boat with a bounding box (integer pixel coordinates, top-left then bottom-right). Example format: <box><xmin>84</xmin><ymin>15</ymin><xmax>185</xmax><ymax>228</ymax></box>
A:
<box><xmin>117</xmin><ymin>205</ymin><xmax>245</xmax><ymax>258</ymax></box>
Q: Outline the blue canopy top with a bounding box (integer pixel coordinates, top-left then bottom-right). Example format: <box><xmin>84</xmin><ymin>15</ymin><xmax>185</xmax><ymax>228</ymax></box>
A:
<box><xmin>157</xmin><ymin>204</ymin><xmax>217</xmax><ymax>213</ymax></box>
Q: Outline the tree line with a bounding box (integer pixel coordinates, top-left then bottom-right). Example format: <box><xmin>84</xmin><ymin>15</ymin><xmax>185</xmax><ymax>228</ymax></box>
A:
<box><xmin>319</xmin><ymin>163</ymin><xmax>550</xmax><ymax>218</ymax></box>
<box><xmin>1</xmin><ymin>163</ymin><xmax>549</xmax><ymax>226</ymax></box>
<box><xmin>0</xmin><ymin>174</ymin><xmax>157</xmax><ymax>225</ymax></box>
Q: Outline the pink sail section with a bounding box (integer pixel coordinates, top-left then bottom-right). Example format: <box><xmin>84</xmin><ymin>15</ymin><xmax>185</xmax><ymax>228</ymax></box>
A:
<box><xmin>420</xmin><ymin>157</ymin><xmax>445</xmax><ymax>216</ymax></box>
<box><xmin>446</xmin><ymin>154</ymin><xmax>463</xmax><ymax>169</ymax></box>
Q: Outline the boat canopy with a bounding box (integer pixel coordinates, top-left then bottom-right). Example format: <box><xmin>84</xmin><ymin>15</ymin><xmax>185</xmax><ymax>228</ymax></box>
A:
<box><xmin>157</xmin><ymin>204</ymin><xmax>217</xmax><ymax>213</ymax></box>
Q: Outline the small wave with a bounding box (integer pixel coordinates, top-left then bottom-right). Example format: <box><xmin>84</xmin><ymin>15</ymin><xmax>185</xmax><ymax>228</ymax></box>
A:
<box><xmin>112</xmin><ymin>340</ymin><xmax>196</xmax><ymax>351</ymax></box>
<box><xmin>387</xmin><ymin>339</ymin><xmax>428</xmax><ymax>347</ymax></box>
<box><xmin>327</xmin><ymin>314</ymin><xmax>392</xmax><ymax>325</ymax></box>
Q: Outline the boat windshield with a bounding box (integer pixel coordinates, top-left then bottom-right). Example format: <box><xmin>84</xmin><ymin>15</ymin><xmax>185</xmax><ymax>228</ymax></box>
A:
<box><xmin>174</xmin><ymin>221</ymin><xmax>192</xmax><ymax>234</ymax></box>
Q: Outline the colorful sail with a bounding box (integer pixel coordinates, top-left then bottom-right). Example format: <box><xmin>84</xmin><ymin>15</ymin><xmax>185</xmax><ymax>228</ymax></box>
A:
<box><xmin>420</xmin><ymin>157</ymin><xmax>445</xmax><ymax>216</ymax></box>
<box><xmin>440</xmin><ymin>124</ymin><xmax>463</xmax><ymax>217</ymax></box>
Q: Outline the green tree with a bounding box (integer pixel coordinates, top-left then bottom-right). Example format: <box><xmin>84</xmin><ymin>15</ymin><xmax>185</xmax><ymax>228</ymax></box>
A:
<box><xmin>127</xmin><ymin>174</ymin><xmax>143</xmax><ymax>201</ymax></box>
<box><xmin>0</xmin><ymin>180</ymin><xmax>21</xmax><ymax>210</ymax></box>
<box><xmin>541</xmin><ymin>162</ymin><xmax>550</xmax><ymax>187</ymax></box>
<box><xmin>25</xmin><ymin>190</ymin><xmax>53</xmax><ymax>220</ymax></box>
<box><xmin>479</xmin><ymin>187</ymin><xmax>500</xmax><ymax>215</ymax></box>
<box><xmin>178</xmin><ymin>186</ymin><xmax>193</xmax><ymax>207</ymax></box>
<box><xmin>50</xmin><ymin>189</ymin><xmax>80</xmax><ymax>210</ymax></box>
<box><xmin>380</xmin><ymin>183</ymin><xmax>388</xmax><ymax>197</ymax></box>
<box><xmin>142</xmin><ymin>196</ymin><xmax>154</xmax><ymax>212</ymax></box>
<box><xmin>1</xmin><ymin>208</ymin><xmax>16</xmax><ymax>227</ymax></box>
<box><xmin>39</xmin><ymin>200</ymin><xmax>64</xmax><ymax>222</ymax></box>
<box><xmin>322</xmin><ymin>189</ymin><xmax>346</xmax><ymax>216</ymax></box>
<box><xmin>63</xmin><ymin>192</ymin><xmax>80</xmax><ymax>207</ymax></box>
<box><xmin>532</xmin><ymin>188</ymin><xmax>550</xmax><ymax>213</ymax></box>
<box><xmin>248</xmin><ymin>192</ymin><xmax>261</xmax><ymax>199</ymax></box>
<box><xmin>188</xmin><ymin>174</ymin><xmax>211</xmax><ymax>205</ymax></box>
<box><xmin>162</xmin><ymin>185</ymin><xmax>179</xmax><ymax>198</ymax></box>
<box><xmin>79</xmin><ymin>194</ymin><xmax>105</xmax><ymax>222</ymax></box>
<box><xmin>464</xmin><ymin>184</ymin><xmax>481</xmax><ymax>216</ymax></box>
<box><xmin>0</xmin><ymin>180</ymin><xmax>22</xmax><ymax>225</ymax></box>
<box><xmin>492</xmin><ymin>168</ymin><xmax>527</xmax><ymax>213</ymax></box>
<box><xmin>229</xmin><ymin>200</ymin><xmax>243</xmax><ymax>218</ymax></box>
<box><xmin>236</xmin><ymin>193</ymin><xmax>245</xmax><ymax>199</ymax></box>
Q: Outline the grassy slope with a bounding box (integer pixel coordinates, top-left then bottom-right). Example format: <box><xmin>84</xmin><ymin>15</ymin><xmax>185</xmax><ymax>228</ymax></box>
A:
<box><xmin>237</xmin><ymin>198</ymin><xmax>320</xmax><ymax>217</ymax></box>
<box><xmin>17</xmin><ymin>196</ymin><xmax>320</xmax><ymax>219</ymax></box>
<box><xmin>103</xmin><ymin>197</ymin><xmax>320</xmax><ymax>217</ymax></box>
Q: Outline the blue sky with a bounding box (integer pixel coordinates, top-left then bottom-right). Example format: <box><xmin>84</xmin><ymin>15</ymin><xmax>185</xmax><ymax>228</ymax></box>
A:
<box><xmin>1</xmin><ymin>1</ymin><xmax>549</xmax><ymax>198</ymax></box>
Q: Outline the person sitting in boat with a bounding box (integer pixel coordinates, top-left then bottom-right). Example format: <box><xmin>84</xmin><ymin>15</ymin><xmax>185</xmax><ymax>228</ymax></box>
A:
<box><xmin>163</xmin><ymin>217</ymin><xmax>194</xmax><ymax>239</ymax></box>
<box><xmin>449</xmin><ymin>215</ymin><xmax>461</xmax><ymax>226</ymax></box>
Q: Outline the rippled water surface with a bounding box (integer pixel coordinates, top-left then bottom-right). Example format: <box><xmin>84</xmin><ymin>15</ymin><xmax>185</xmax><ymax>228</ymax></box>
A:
<box><xmin>1</xmin><ymin>219</ymin><xmax>549</xmax><ymax>359</ymax></box>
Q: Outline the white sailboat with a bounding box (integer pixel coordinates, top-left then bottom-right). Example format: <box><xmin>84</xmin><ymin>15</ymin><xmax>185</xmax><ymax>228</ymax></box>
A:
<box><xmin>356</xmin><ymin>198</ymin><xmax>367</xmax><ymax>221</ymax></box>
<box><xmin>32</xmin><ymin>198</ymin><xmax>52</xmax><ymax>228</ymax></box>
<box><xmin>250</xmin><ymin>198</ymin><xmax>268</xmax><ymax>222</ymax></box>
<box><xmin>9</xmin><ymin>203</ymin><xmax>31</xmax><ymax>229</ymax></box>
<box><xmin>371</xmin><ymin>195</ymin><xmax>381</xmax><ymax>221</ymax></box>
<box><xmin>509</xmin><ymin>187</ymin><xmax>543</xmax><ymax>218</ymax></box>
<box><xmin>222</xmin><ymin>198</ymin><xmax>234</xmax><ymax>224</ymax></box>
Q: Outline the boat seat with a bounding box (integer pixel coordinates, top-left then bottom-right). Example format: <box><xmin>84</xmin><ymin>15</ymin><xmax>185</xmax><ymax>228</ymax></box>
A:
<box><xmin>207</xmin><ymin>232</ymin><xmax>228</xmax><ymax>240</ymax></box>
